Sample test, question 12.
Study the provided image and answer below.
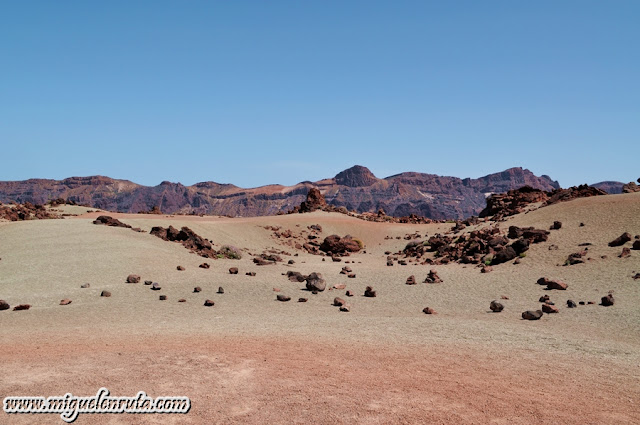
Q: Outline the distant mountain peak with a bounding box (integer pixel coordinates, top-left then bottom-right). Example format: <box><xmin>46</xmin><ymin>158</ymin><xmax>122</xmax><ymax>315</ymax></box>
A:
<box><xmin>334</xmin><ymin>165</ymin><xmax>379</xmax><ymax>187</ymax></box>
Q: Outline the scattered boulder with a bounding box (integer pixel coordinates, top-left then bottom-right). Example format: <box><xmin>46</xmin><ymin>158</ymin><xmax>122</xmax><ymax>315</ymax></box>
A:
<box><xmin>522</xmin><ymin>310</ymin><xmax>543</xmax><ymax>320</ymax></box>
<box><xmin>101</xmin><ymin>291</ymin><xmax>111</xmax><ymax>297</ymax></box>
<box><xmin>276</xmin><ymin>295</ymin><xmax>291</xmax><ymax>302</ymax></box>
<box><xmin>405</xmin><ymin>275</ymin><xmax>416</xmax><ymax>285</ymax></box>
<box><xmin>550</xmin><ymin>221</ymin><xmax>562</xmax><ymax>230</ymax></box>
<box><xmin>204</xmin><ymin>299</ymin><xmax>215</xmax><ymax>307</ymax></box>
<box><xmin>305</xmin><ymin>272</ymin><xmax>326</xmax><ymax>292</ymax></box>
<box><xmin>217</xmin><ymin>287</ymin><xmax>224</xmax><ymax>294</ymax></box>
<box><xmin>542</xmin><ymin>304</ymin><xmax>559</xmax><ymax>313</ymax></box>
<box><xmin>348</xmin><ymin>273</ymin><xmax>356</xmax><ymax>278</ymax></box>
<box><xmin>178</xmin><ymin>299</ymin><xmax>186</xmax><ymax>303</ymax></box>
<box><xmin>537</xmin><ymin>277</ymin><xmax>568</xmax><ymax>290</ymax></box>
<box><xmin>92</xmin><ymin>215</ymin><xmax>131</xmax><ymax>228</ymax></box>
<box><xmin>340</xmin><ymin>266</ymin><xmax>352</xmax><ymax>274</ymax></box>
<box><xmin>601</xmin><ymin>294</ymin><xmax>615</xmax><ymax>306</ymax></box>
<box><xmin>13</xmin><ymin>304</ymin><xmax>31</xmax><ymax>311</ymax></box>
<box><xmin>619</xmin><ymin>247</ymin><xmax>631</xmax><ymax>258</ymax></box>
<box><xmin>633</xmin><ymin>273</ymin><xmax>640</xmax><ymax>280</ymax></box>
<box><xmin>126</xmin><ymin>274</ymin><xmax>140</xmax><ymax>283</ymax></box>
<box><xmin>193</xmin><ymin>287</ymin><xmax>201</xmax><ymax>293</ymax></box>
<box><xmin>333</xmin><ymin>297</ymin><xmax>346</xmax><ymax>306</ymax></box>
<box><xmin>622</xmin><ymin>181</ymin><xmax>640</xmax><ymax>193</ymax></box>
<box><xmin>151</xmin><ymin>283</ymin><xmax>161</xmax><ymax>290</ymax></box>
<box><xmin>246</xmin><ymin>272</ymin><xmax>256</xmax><ymax>276</ymax></box>
<box><xmin>567</xmin><ymin>300</ymin><xmax>577</xmax><ymax>308</ymax></box>
<box><xmin>80</xmin><ymin>283</ymin><xmax>90</xmax><ymax>288</ymax></box>
<box><xmin>144</xmin><ymin>280</ymin><xmax>152</xmax><ymax>285</ymax></box>
<box><xmin>424</xmin><ymin>269</ymin><xmax>443</xmax><ymax>283</ymax></box>
<box><xmin>159</xmin><ymin>295</ymin><xmax>167</xmax><ymax>301</ymax></box>
<box><xmin>59</xmin><ymin>299</ymin><xmax>72</xmax><ymax>305</ymax></box>
<box><xmin>608</xmin><ymin>232</ymin><xmax>631</xmax><ymax>247</ymax></box>
<box><xmin>489</xmin><ymin>301</ymin><xmax>504</xmax><ymax>312</ymax></box>
<box><xmin>298</xmin><ymin>298</ymin><xmax>308</xmax><ymax>302</ymax></box>
<box><xmin>229</xmin><ymin>267</ymin><xmax>238</xmax><ymax>274</ymax></box>
<box><xmin>539</xmin><ymin>295</ymin><xmax>550</xmax><ymax>303</ymax></box>
<box><xmin>346</xmin><ymin>290</ymin><xmax>354</xmax><ymax>297</ymax></box>
<box><xmin>565</xmin><ymin>251</ymin><xmax>586</xmax><ymax>266</ymax></box>
<box><xmin>492</xmin><ymin>246</ymin><xmax>517</xmax><ymax>265</ymax></box>
<box><xmin>298</xmin><ymin>187</ymin><xmax>327</xmax><ymax>213</ymax></box>
<box><xmin>0</xmin><ymin>300</ymin><xmax>10</xmax><ymax>310</ymax></box>
<box><xmin>633</xmin><ymin>240</ymin><xmax>640</xmax><ymax>250</ymax></box>
<box><xmin>481</xmin><ymin>265</ymin><xmax>493</xmax><ymax>273</ymax></box>
<box><xmin>319</xmin><ymin>235</ymin><xmax>362</xmax><ymax>256</ymax></box>
<box><xmin>364</xmin><ymin>286</ymin><xmax>377</xmax><ymax>297</ymax></box>
<box><xmin>177</xmin><ymin>265</ymin><xmax>185</xmax><ymax>271</ymax></box>
<box><xmin>339</xmin><ymin>305</ymin><xmax>351</xmax><ymax>312</ymax></box>
<box><xmin>287</xmin><ymin>271</ymin><xmax>306</xmax><ymax>282</ymax></box>
<box><xmin>199</xmin><ymin>263</ymin><xmax>210</xmax><ymax>269</ymax></box>
<box><xmin>150</xmin><ymin>225</ymin><xmax>217</xmax><ymax>258</ymax></box>
<box><xmin>422</xmin><ymin>307</ymin><xmax>437</xmax><ymax>315</ymax></box>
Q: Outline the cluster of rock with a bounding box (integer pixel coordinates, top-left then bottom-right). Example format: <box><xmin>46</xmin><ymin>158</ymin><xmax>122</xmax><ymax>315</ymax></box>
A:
<box><xmin>479</xmin><ymin>185</ymin><xmax>607</xmax><ymax>221</ymax></box>
<box><xmin>0</xmin><ymin>202</ymin><xmax>60</xmax><ymax>221</ymax></box>
<box><xmin>401</xmin><ymin>225</ymin><xmax>548</xmax><ymax>266</ymax></box>
<box><xmin>622</xmin><ymin>180</ymin><xmax>640</xmax><ymax>193</ymax></box>
<box><xmin>150</xmin><ymin>225</ymin><xmax>229</xmax><ymax>259</ymax></box>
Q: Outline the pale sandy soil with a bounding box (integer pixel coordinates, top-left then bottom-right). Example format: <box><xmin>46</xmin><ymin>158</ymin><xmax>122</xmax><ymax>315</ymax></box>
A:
<box><xmin>1</xmin><ymin>193</ymin><xmax>639</xmax><ymax>424</ymax></box>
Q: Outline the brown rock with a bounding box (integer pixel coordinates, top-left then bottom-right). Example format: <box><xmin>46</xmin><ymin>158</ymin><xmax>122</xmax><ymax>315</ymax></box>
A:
<box><xmin>229</xmin><ymin>267</ymin><xmax>238</xmax><ymax>274</ymax></box>
<box><xmin>500</xmin><ymin>295</ymin><xmax>509</xmax><ymax>300</ymax></box>
<box><xmin>204</xmin><ymin>299</ymin><xmax>215</xmax><ymax>307</ymax></box>
<box><xmin>522</xmin><ymin>310</ymin><xmax>543</xmax><ymax>320</ymax></box>
<box><xmin>151</xmin><ymin>283</ymin><xmax>161</xmax><ymax>290</ymax></box>
<box><xmin>177</xmin><ymin>265</ymin><xmax>185</xmax><ymax>271</ymax></box>
<box><xmin>550</xmin><ymin>221</ymin><xmax>562</xmax><ymax>230</ymax></box>
<box><xmin>489</xmin><ymin>301</ymin><xmax>504</xmax><ymax>312</ymax></box>
<box><xmin>364</xmin><ymin>286</ymin><xmax>376</xmax><ymax>297</ymax></box>
<box><xmin>347</xmin><ymin>273</ymin><xmax>356</xmax><ymax>278</ymax></box>
<box><xmin>405</xmin><ymin>275</ymin><xmax>416</xmax><ymax>285</ymax></box>
<box><xmin>0</xmin><ymin>300</ymin><xmax>10</xmax><ymax>310</ymax></box>
<box><xmin>608</xmin><ymin>232</ymin><xmax>631</xmax><ymax>247</ymax></box>
<box><xmin>333</xmin><ymin>297</ymin><xmax>346</xmax><ymax>306</ymax></box>
<box><xmin>217</xmin><ymin>287</ymin><xmax>224</xmax><ymax>294</ymax></box>
<box><xmin>305</xmin><ymin>272</ymin><xmax>326</xmax><ymax>292</ymax></box>
<box><xmin>333</xmin><ymin>284</ymin><xmax>346</xmax><ymax>290</ymax></box>
<box><xmin>298</xmin><ymin>298</ymin><xmax>308</xmax><ymax>302</ymax></box>
<box><xmin>481</xmin><ymin>265</ymin><xmax>493</xmax><ymax>273</ymax></box>
<box><xmin>422</xmin><ymin>307</ymin><xmax>437</xmax><ymax>315</ymax></box>
<box><xmin>346</xmin><ymin>290</ymin><xmax>354</xmax><ymax>297</ymax></box>
<box><xmin>542</xmin><ymin>304</ymin><xmax>559</xmax><ymax>313</ymax></box>
<box><xmin>126</xmin><ymin>274</ymin><xmax>141</xmax><ymax>283</ymax></box>
<box><xmin>193</xmin><ymin>286</ymin><xmax>202</xmax><ymax>293</ymax></box>
<box><xmin>59</xmin><ymin>299</ymin><xmax>72</xmax><ymax>305</ymax></box>
<box><xmin>601</xmin><ymin>294</ymin><xmax>615</xmax><ymax>306</ymax></box>
<box><xmin>619</xmin><ymin>247</ymin><xmax>631</xmax><ymax>258</ymax></box>
<box><xmin>276</xmin><ymin>294</ymin><xmax>291</xmax><ymax>302</ymax></box>
<box><xmin>93</xmin><ymin>215</ymin><xmax>132</xmax><ymax>228</ymax></box>
<box><xmin>633</xmin><ymin>240</ymin><xmax>640</xmax><ymax>250</ymax></box>
<box><xmin>100</xmin><ymin>291</ymin><xmax>111</xmax><ymax>297</ymax></box>
<box><xmin>159</xmin><ymin>295</ymin><xmax>167</xmax><ymax>301</ymax></box>
<box><xmin>424</xmin><ymin>269</ymin><xmax>443</xmax><ymax>283</ymax></box>
<box><xmin>199</xmin><ymin>263</ymin><xmax>210</xmax><ymax>269</ymax></box>
<box><xmin>547</xmin><ymin>279</ymin><xmax>568</xmax><ymax>290</ymax></box>
<box><xmin>246</xmin><ymin>272</ymin><xmax>256</xmax><ymax>276</ymax></box>
<box><xmin>567</xmin><ymin>300</ymin><xmax>577</xmax><ymax>308</ymax></box>
<box><xmin>178</xmin><ymin>299</ymin><xmax>186</xmax><ymax>303</ymax></box>
<box><xmin>80</xmin><ymin>283</ymin><xmax>90</xmax><ymax>288</ymax></box>
<box><xmin>13</xmin><ymin>304</ymin><xmax>31</xmax><ymax>311</ymax></box>
<box><xmin>339</xmin><ymin>305</ymin><xmax>351</xmax><ymax>312</ymax></box>
<box><xmin>144</xmin><ymin>280</ymin><xmax>152</xmax><ymax>285</ymax></box>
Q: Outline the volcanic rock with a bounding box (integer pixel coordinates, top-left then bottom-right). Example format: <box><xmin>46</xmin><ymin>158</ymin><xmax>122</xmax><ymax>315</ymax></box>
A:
<box><xmin>126</xmin><ymin>274</ymin><xmax>140</xmax><ymax>283</ymax></box>
<box><xmin>92</xmin><ymin>215</ymin><xmax>131</xmax><ymax>228</ymax></box>
<box><xmin>59</xmin><ymin>299</ymin><xmax>72</xmax><ymax>305</ymax></box>
<box><xmin>199</xmin><ymin>263</ymin><xmax>210</xmax><ymax>269</ymax></box>
<box><xmin>489</xmin><ymin>301</ymin><xmax>504</xmax><ymax>312</ymax></box>
<box><xmin>305</xmin><ymin>273</ymin><xmax>326</xmax><ymax>292</ymax></box>
<box><xmin>276</xmin><ymin>295</ymin><xmax>291</xmax><ymax>302</ymax></box>
<box><xmin>422</xmin><ymin>307</ymin><xmax>437</xmax><ymax>315</ymax></box>
<box><xmin>522</xmin><ymin>310</ymin><xmax>543</xmax><ymax>320</ymax></box>
<box><xmin>608</xmin><ymin>232</ymin><xmax>631</xmax><ymax>247</ymax></box>
<box><xmin>0</xmin><ymin>300</ymin><xmax>10</xmax><ymax>310</ymax></box>
<box><xmin>101</xmin><ymin>291</ymin><xmax>111</xmax><ymax>297</ymax></box>
<box><xmin>204</xmin><ymin>299</ymin><xmax>215</xmax><ymax>307</ymax></box>
<box><xmin>542</xmin><ymin>304</ymin><xmax>559</xmax><ymax>314</ymax></box>
<box><xmin>333</xmin><ymin>297</ymin><xmax>346</xmax><ymax>306</ymax></box>
<box><xmin>364</xmin><ymin>286</ymin><xmax>377</xmax><ymax>297</ymax></box>
<box><xmin>229</xmin><ymin>267</ymin><xmax>238</xmax><ymax>274</ymax></box>
<box><xmin>405</xmin><ymin>275</ymin><xmax>416</xmax><ymax>285</ymax></box>
<box><xmin>424</xmin><ymin>269</ymin><xmax>443</xmax><ymax>283</ymax></box>
<box><xmin>601</xmin><ymin>294</ymin><xmax>615</xmax><ymax>306</ymax></box>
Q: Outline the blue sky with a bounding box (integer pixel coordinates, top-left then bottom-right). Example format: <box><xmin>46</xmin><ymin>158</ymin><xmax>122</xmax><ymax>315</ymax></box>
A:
<box><xmin>1</xmin><ymin>1</ymin><xmax>638</xmax><ymax>188</ymax></box>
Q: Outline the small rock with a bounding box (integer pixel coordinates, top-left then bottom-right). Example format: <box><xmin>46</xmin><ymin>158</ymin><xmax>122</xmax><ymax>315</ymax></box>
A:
<box><xmin>193</xmin><ymin>286</ymin><xmax>201</xmax><ymax>293</ymax></box>
<box><xmin>306</xmin><ymin>272</ymin><xmax>326</xmax><ymax>292</ymax></box>
<box><xmin>339</xmin><ymin>305</ymin><xmax>351</xmax><ymax>312</ymax></box>
<box><xmin>424</xmin><ymin>269</ymin><xmax>443</xmax><ymax>283</ymax></box>
<box><xmin>333</xmin><ymin>284</ymin><xmax>346</xmax><ymax>290</ymax></box>
<box><xmin>298</xmin><ymin>298</ymin><xmax>308</xmax><ymax>302</ymax></box>
<box><xmin>567</xmin><ymin>300</ymin><xmax>577</xmax><ymax>308</ymax></box>
<box><xmin>500</xmin><ymin>295</ymin><xmax>509</xmax><ymax>300</ymax></box>
<box><xmin>59</xmin><ymin>299</ymin><xmax>72</xmax><ymax>305</ymax></box>
<box><xmin>550</xmin><ymin>221</ymin><xmax>562</xmax><ymax>230</ymax></box>
<box><xmin>522</xmin><ymin>310</ymin><xmax>543</xmax><ymax>320</ymax></box>
<box><xmin>178</xmin><ymin>298</ymin><xmax>186</xmax><ymax>302</ymax></box>
<box><xmin>144</xmin><ymin>280</ymin><xmax>152</xmax><ymax>285</ymax></box>
<box><xmin>346</xmin><ymin>290</ymin><xmax>354</xmax><ymax>297</ymax></box>
<box><xmin>489</xmin><ymin>301</ymin><xmax>504</xmax><ymax>312</ymax></box>
<box><xmin>601</xmin><ymin>294</ymin><xmax>615</xmax><ymax>306</ymax></box>
<box><xmin>151</xmin><ymin>283</ymin><xmax>161</xmax><ymax>291</ymax></box>
<box><xmin>387</xmin><ymin>260</ymin><xmax>393</xmax><ymax>266</ymax></box>
<box><xmin>619</xmin><ymin>247</ymin><xmax>631</xmax><ymax>258</ymax></box>
<box><xmin>0</xmin><ymin>300</ymin><xmax>10</xmax><ymax>310</ymax></box>
<box><xmin>608</xmin><ymin>232</ymin><xmax>631</xmax><ymax>247</ymax></box>
<box><xmin>288</xmin><ymin>259</ymin><xmax>295</xmax><ymax>265</ymax></box>
<box><xmin>159</xmin><ymin>295</ymin><xmax>167</xmax><ymax>301</ymax></box>
<box><xmin>481</xmin><ymin>265</ymin><xmax>493</xmax><ymax>273</ymax></box>
<box><xmin>277</xmin><ymin>295</ymin><xmax>291</xmax><ymax>302</ymax></box>
<box><xmin>199</xmin><ymin>263</ymin><xmax>210</xmax><ymax>269</ymax></box>
<box><xmin>13</xmin><ymin>304</ymin><xmax>31</xmax><ymax>311</ymax></box>
<box><xmin>229</xmin><ymin>267</ymin><xmax>239</xmax><ymax>274</ymax></box>
<box><xmin>405</xmin><ymin>275</ymin><xmax>416</xmax><ymax>285</ymax></box>
<box><xmin>539</xmin><ymin>295</ymin><xmax>550</xmax><ymax>303</ymax></box>
<box><xmin>100</xmin><ymin>291</ymin><xmax>111</xmax><ymax>297</ymax></box>
<box><xmin>422</xmin><ymin>307</ymin><xmax>437</xmax><ymax>315</ymax></box>
<box><xmin>204</xmin><ymin>299</ymin><xmax>215</xmax><ymax>307</ymax></box>
<box><xmin>347</xmin><ymin>273</ymin><xmax>356</xmax><ymax>278</ymax></box>
<box><xmin>177</xmin><ymin>265</ymin><xmax>185</xmax><ymax>271</ymax></box>
<box><xmin>333</xmin><ymin>297</ymin><xmax>346</xmax><ymax>306</ymax></box>
<box><xmin>364</xmin><ymin>286</ymin><xmax>376</xmax><ymax>297</ymax></box>
<box><xmin>542</xmin><ymin>304</ymin><xmax>559</xmax><ymax>313</ymax></box>
<box><xmin>80</xmin><ymin>283</ymin><xmax>90</xmax><ymax>288</ymax></box>
<box><xmin>126</xmin><ymin>274</ymin><xmax>140</xmax><ymax>283</ymax></box>
<box><xmin>273</xmin><ymin>288</ymin><xmax>281</xmax><ymax>292</ymax></box>
<box><xmin>246</xmin><ymin>272</ymin><xmax>256</xmax><ymax>276</ymax></box>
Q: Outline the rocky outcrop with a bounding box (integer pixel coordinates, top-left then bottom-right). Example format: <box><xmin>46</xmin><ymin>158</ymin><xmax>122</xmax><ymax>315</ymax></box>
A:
<box><xmin>0</xmin><ymin>166</ymin><xmax>560</xmax><ymax>220</ymax></box>
<box><xmin>150</xmin><ymin>225</ymin><xmax>218</xmax><ymax>258</ymax></box>
<box><xmin>622</xmin><ymin>182</ymin><xmax>640</xmax><ymax>193</ymax></box>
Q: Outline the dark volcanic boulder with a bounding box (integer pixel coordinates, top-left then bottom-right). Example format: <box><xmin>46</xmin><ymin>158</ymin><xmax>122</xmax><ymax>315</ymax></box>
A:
<box><xmin>305</xmin><ymin>272</ymin><xmax>326</xmax><ymax>292</ymax></box>
<box><xmin>13</xmin><ymin>304</ymin><xmax>31</xmax><ymax>311</ymax></box>
<box><xmin>276</xmin><ymin>295</ymin><xmax>291</xmax><ymax>302</ymax></box>
<box><xmin>126</xmin><ymin>274</ymin><xmax>141</xmax><ymax>283</ymax></box>
<box><xmin>601</xmin><ymin>294</ymin><xmax>614</xmax><ymax>306</ymax></box>
<box><xmin>364</xmin><ymin>286</ymin><xmax>377</xmax><ymax>297</ymax></box>
<box><xmin>608</xmin><ymin>232</ymin><xmax>631</xmax><ymax>247</ymax></box>
<box><xmin>489</xmin><ymin>301</ymin><xmax>504</xmax><ymax>312</ymax></box>
<box><xmin>522</xmin><ymin>310</ymin><xmax>543</xmax><ymax>320</ymax></box>
<box><xmin>319</xmin><ymin>235</ymin><xmax>362</xmax><ymax>255</ymax></box>
<box><xmin>492</xmin><ymin>247</ymin><xmax>517</xmax><ymax>265</ymax></box>
<box><xmin>150</xmin><ymin>225</ymin><xmax>217</xmax><ymax>258</ymax></box>
<box><xmin>93</xmin><ymin>215</ymin><xmax>131</xmax><ymax>228</ymax></box>
<box><xmin>0</xmin><ymin>300</ymin><xmax>10</xmax><ymax>310</ymax></box>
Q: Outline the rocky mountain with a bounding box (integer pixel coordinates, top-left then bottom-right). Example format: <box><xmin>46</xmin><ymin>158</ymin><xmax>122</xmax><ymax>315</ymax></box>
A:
<box><xmin>0</xmin><ymin>166</ymin><xmax>560</xmax><ymax>219</ymax></box>
<box><xmin>590</xmin><ymin>181</ymin><xmax>624</xmax><ymax>194</ymax></box>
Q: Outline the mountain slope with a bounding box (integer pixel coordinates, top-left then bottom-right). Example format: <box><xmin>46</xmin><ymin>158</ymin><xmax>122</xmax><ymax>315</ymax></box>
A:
<box><xmin>0</xmin><ymin>166</ymin><xmax>559</xmax><ymax>219</ymax></box>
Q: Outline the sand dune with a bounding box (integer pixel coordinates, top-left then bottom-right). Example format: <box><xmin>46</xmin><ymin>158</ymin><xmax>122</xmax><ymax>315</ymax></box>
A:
<box><xmin>1</xmin><ymin>193</ymin><xmax>639</xmax><ymax>424</ymax></box>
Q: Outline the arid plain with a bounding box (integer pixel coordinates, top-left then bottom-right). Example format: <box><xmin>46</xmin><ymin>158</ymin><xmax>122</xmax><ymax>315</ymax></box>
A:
<box><xmin>1</xmin><ymin>193</ymin><xmax>639</xmax><ymax>424</ymax></box>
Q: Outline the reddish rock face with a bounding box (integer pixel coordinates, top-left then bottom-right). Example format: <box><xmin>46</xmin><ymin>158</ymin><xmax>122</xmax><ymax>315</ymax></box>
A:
<box><xmin>0</xmin><ymin>166</ymin><xmax>559</xmax><ymax>220</ymax></box>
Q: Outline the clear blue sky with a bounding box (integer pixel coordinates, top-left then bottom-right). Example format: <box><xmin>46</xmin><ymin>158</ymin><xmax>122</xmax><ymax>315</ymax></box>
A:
<box><xmin>1</xmin><ymin>1</ymin><xmax>638</xmax><ymax>188</ymax></box>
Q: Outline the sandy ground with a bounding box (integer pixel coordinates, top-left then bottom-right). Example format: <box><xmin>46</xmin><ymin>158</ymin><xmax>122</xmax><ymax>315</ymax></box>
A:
<box><xmin>1</xmin><ymin>194</ymin><xmax>639</xmax><ymax>424</ymax></box>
